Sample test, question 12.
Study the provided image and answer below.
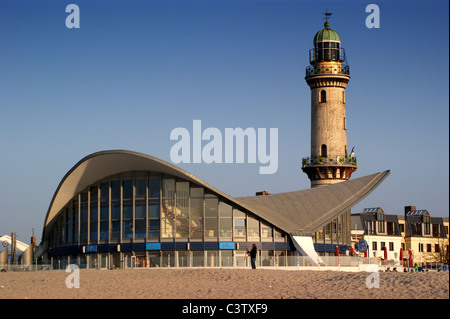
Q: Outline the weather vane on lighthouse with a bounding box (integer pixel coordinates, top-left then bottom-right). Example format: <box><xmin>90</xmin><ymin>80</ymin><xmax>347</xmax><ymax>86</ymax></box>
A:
<box><xmin>323</xmin><ymin>10</ymin><xmax>333</xmax><ymax>26</ymax></box>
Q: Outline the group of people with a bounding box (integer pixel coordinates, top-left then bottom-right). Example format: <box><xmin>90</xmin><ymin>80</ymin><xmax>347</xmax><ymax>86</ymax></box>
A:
<box><xmin>387</xmin><ymin>264</ymin><xmax>434</xmax><ymax>272</ymax></box>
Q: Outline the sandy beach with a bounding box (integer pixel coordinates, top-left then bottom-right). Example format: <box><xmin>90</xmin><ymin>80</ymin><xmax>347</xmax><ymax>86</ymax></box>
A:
<box><xmin>0</xmin><ymin>268</ymin><xmax>448</xmax><ymax>299</ymax></box>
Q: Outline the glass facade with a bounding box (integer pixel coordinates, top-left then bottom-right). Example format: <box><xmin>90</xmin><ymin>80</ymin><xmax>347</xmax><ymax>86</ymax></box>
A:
<box><xmin>312</xmin><ymin>210</ymin><xmax>352</xmax><ymax>252</ymax></box>
<box><xmin>46</xmin><ymin>171</ymin><xmax>301</xmax><ymax>269</ymax></box>
<box><xmin>46</xmin><ymin>170</ymin><xmax>352</xmax><ymax>268</ymax></box>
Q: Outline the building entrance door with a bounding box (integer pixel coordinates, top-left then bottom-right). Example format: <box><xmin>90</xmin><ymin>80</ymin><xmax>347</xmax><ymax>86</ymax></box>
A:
<box><xmin>235</xmin><ymin>251</ymin><xmax>248</xmax><ymax>267</ymax></box>
<box><xmin>133</xmin><ymin>253</ymin><xmax>146</xmax><ymax>268</ymax></box>
<box><xmin>147</xmin><ymin>252</ymin><xmax>160</xmax><ymax>267</ymax></box>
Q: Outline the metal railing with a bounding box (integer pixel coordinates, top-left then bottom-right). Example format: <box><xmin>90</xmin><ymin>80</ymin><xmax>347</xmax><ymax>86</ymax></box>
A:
<box><xmin>1</xmin><ymin>257</ymin><xmax>448</xmax><ymax>271</ymax></box>
<box><xmin>306</xmin><ymin>64</ymin><xmax>350</xmax><ymax>77</ymax></box>
<box><xmin>302</xmin><ymin>156</ymin><xmax>357</xmax><ymax>167</ymax></box>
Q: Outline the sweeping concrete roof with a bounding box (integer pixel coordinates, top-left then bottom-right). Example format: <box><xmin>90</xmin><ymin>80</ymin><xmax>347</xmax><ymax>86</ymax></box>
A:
<box><xmin>43</xmin><ymin>150</ymin><xmax>389</xmax><ymax>239</ymax></box>
<box><xmin>237</xmin><ymin>170</ymin><xmax>390</xmax><ymax>235</ymax></box>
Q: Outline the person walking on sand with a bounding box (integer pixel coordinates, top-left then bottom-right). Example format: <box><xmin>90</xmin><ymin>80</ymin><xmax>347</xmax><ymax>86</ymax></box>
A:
<box><xmin>249</xmin><ymin>244</ymin><xmax>257</xmax><ymax>269</ymax></box>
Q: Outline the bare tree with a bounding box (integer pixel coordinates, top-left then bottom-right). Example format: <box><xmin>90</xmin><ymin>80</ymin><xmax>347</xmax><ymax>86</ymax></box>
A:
<box><xmin>431</xmin><ymin>238</ymin><xmax>449</xmax><ymax>265</ymax></box>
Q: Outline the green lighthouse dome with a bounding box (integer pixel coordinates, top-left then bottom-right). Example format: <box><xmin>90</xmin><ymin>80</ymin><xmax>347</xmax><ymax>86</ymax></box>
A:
<box><xmin>313</xmin><ymin>21</ymin><xmax>340</xmax><ymax>42</ymax></box>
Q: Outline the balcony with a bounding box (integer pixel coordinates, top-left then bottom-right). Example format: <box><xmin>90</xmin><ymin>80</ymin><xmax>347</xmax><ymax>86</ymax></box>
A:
<box><xmin>306</xmin><ymin>64</ymin><xmax>350</xmax><ymax>77</ymax></box>
<box><xmin>302</xmin><ymin>156</ymin><xmax>357</xmax><ymax>168</ymax></box>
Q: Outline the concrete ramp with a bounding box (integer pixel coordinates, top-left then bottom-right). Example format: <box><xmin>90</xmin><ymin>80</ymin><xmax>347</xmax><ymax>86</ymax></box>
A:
<box><xmin>292</xmin><ymin>236</ymin><xmax>324</xmax><ymax>266</ymax></box>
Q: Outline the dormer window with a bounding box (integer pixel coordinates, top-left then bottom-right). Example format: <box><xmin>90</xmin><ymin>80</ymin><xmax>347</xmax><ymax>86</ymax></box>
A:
<box><xmin>423</xmin><ymin>213</ymin><xmax>431</xmax><ymax>235</ymax></box>
<box><xmin>377</xmin><ymin>210</ymin><xmax>385</xmax><ymax>233</ymax></box>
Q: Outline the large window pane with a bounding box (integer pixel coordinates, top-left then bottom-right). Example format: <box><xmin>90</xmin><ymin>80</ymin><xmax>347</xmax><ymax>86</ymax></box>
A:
<box><xmin>123</xmin><ymin>203</ymin><xmax>132</xmax><ymax>220</ymax></box>
<box><xmin>190</xmin><ymin>197</ymin><xmax>203</xmax><ymax>239</ymax></box>
<box><xmin>190</xmin><ymin>187</ymin><xmax>204</xmax><ymax>198</ymax></box>
<box><xmin>148</xmin><ymin>200</ymin><xmax>160</xmax><ymax>218</ymax></box>
<box><xmin>123</xmin><ymin>179</ymin><xmax>133</xmax><ymax>200</ymax></box>
<box><xmin>149</xmin><ymin>175</ymin><xmax>161</xmax><ymax>198</ymax></box>
<box><xmin>219</xmin><ymin>202</ymin><xmax>232</xmax><ymax>238</ymax></box>
<box><xmin>111</xmin><ymin>221</ymin><xmax>120</xmax><ymax>240</ymax></box>
<box><xmin>90</xmin><ymin>187</ymin><xmax>98</xmax><ymax>242</ymax></box>
<box><xmin>72</xmin><ymin>200</ymin><xmax>78</xmax><ymax>242</ymax></box>
<box><xmin>135</xmin><ymin>198</ymin><xmax>146</xmax><ymax>239</ymax></box>
<box><xmin>161</xmin><ymin>199</ymin><xmax>175</xmax><ymax>238</ymax></box>
<box><xmin>100</xmin><ymin>221</ymin><xmax>108</xmax><ymax>241</ymax></box>
<box><xmin>122</xmin><ymin>203</ymin><xmax>133</xmax><ymax>239</ymax></box>
<box><xmin>100</xmin><ymin>181</ymin><xmax>109</xmax><ymax>202</ymax></box>
<box><xmin>205</xmin><ymin>196</ymin><xmax>218</xmax><ymax>238</ymax></box>
<box><xmin>175</xmin><ymin>196</ymin><xmax>189</xmax><ymax>238</ymax></box>
<box><xmin>123</xmin><ymin>219</ymin><xmax>133</xmax><ymax>239</ymax></box>
<box><xmin>233</xmin><ymin>208</ymin><xmax>245</xmax><ymax>218</ymax></box>
<box><xmin>178</xmin><ymin>252</ymin><xmax>189</xmax><ymax>267</ymax></box>
<box><xmin>219</xmin><ymin>202</ymin><xmax>232</xmax><ymax>218</ymax></box>
<box><xmin>247</xmin><ymin>216</ymin><xmax>259</xmax><ymax>239</ymax></box>
<box><xmin>205</xmin><ymin>197</ymin><xmax>218</xmax><ymax>218</ymax></box>
<box><xmin>111</xmin><ymin>203</ymin><xmax>120</xmax><ymax>220</ymax></box>
<box><xmin>111</xmin><ymin>179</ymin><xmax>121</xmax><ymax>237</ymax></box>
<box><xmin>220</xmin><ymin>217</ymin><xmax>232</xmax><ymax>238</ymax></box>
<box><xmin>261</xmin><ymin>251</ymin><xmax>274</xmax><ymax>266</ymax></box>
<box><xmin>261</xmin><ymin>221</ymin><xmax>272</xmax><ymax>239</ymax></box>
<box><xmin>274</xmin><ymin>228</ymin><xmax>285</xmax><ymax>241</ymax></box>
<box><xmin>234</xmin><ymin>219</ymin><xmax>246</xmax><ymax>239</ymax></box>
<box><xmin>206</xmin><ymin>251</ymin><xmax>218</xmax><ymax>267</ymax></box>
<box><xmin>135</xmin><ymin>200</ymin><xmax>146</xmax><ymax>219</ymax></box>
<box><xmin>135</xmin><ymin>219</ymin><xmax>146</xmax><ymax>238</ymax></box>
<box><xmin>66</xmin><ymin>205</ymin><xmax>73</xmax><ymax>243</ymax></box>
<box><xmin>148</xmin><ymin>219</ymin><xmax>160</xmax><ymax>240</ymax></box>
<box><xmin>111</xmin><ymin>180</ymin><xmax>121</xmax><ymax>201</ymax></box>
<box><xmin>192</xmin><ymin>251</ymin><xmax>204</xmax><ymax>267</ymax></box>
<box><xmin>162</xmin><ymin>251</ymin><xmax>175</xmax><ymax>267</ymax></box>
<box><xmin>135</xmin><ymin>176</ymin><xmax>146</xmax><ymax>199</ymax></box>
<box><xmin>205</xmin><ymin>218</ymin><xmax>218</xmax><ymax>238</ymax></box>
<box><xmin>176</xmin><ymin>181</ymin><xmax>189</xmax><ymax>198</ymax></box>
<box><xmin>100</xmin><ymin>203</ymin><xmax>109</xmax><ymax>220</ymax></box>
<box><xmin>221</xmin><ymin>251</ymin><xmax>233</xmax><ymax>267</ymax></box>
<box><xmin>80</xmin><ymin>193</ymin><xmax>88</xmax><ymax>242</ymax></box>
<box><xmin>163</xmin><ymin>178</ymin><xmax>175</xmax><ymax>198</ymax></box>
<box><xmin>122</xmin><ymin>177</ymin><xmax>133</xmax><ymax>239</ymax></box>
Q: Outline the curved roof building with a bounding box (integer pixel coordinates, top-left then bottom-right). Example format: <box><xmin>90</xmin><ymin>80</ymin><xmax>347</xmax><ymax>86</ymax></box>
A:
<box><xmin>39</xmin><ymin>150</ymin><xmax>389</xmax><ymax>269</ymax></box>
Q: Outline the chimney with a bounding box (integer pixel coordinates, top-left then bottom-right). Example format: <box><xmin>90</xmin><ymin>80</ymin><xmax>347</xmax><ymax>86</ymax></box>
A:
<box><xmin>256</xmin><ymin>190</ymin><xmax>269</xmax><ymax>196</ymax></box>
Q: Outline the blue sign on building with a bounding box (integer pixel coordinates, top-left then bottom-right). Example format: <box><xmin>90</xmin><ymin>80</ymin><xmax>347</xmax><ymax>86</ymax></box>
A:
<box><xmin>146</xmin><ymin>243</ymin><xmax>161</xmax><ymax>250</ymax></box>
<box><xmin>85</xmin><ymin>245</ymin><xmax>97</xmax><ymax>253</ymax></box>
<box><xmin>219</xmin><ymin>242</ymin><xmax>235</xmax><ymax>250</ymax></box>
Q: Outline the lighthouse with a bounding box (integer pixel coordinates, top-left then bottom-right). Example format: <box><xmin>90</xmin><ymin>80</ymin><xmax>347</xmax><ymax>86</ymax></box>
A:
<box><xmin>302</xmin><ymin>14</ymin><xmax>357</xmax><ymax>188</ymax></box>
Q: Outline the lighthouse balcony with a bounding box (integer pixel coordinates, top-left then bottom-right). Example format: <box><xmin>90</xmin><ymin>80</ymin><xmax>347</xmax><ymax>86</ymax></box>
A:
<box><xmin>306</xmin><ymin>64</ymin><xmax>350</xmax><ymax>77</ymax></box>
<box><xmin>302</xmin><ymin>155</ymin><xmax>357</xmax><ymax>168</ymax></box>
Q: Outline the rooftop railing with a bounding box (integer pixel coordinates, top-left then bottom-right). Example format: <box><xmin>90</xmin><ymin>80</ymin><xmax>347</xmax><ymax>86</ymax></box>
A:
<box><xmin>306</xmin><ymin>64</ymin><xmax>350</xmax><ymax>77</ymax></box>
<box><xmin>302</xmin><ymin>156</ymin><xmax>357</xmax><ymax>167</ymax></box>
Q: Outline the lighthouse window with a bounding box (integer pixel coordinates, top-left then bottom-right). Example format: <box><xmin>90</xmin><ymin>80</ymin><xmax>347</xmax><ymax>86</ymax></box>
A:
<box><xmin>321</xmin><ymin>144</ymin><xmax>327</xmax><ymax>157</ymax></box>
<box><xmin>320</xmin><ymin>90</ymin><xmax>326</xmax><ymax>102</ymax></box>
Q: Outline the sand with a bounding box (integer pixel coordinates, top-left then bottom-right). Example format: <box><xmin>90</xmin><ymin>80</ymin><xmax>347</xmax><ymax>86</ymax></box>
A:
<box><xmin>0</xmin><ymin>268</ymin><xmax>448</xmax><ymax>299</ymax></box>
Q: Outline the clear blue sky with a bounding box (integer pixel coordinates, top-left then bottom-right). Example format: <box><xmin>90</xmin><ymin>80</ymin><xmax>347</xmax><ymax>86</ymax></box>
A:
<box><xmin>0</xmin><ymin>0</ymin><xmax>448</xmax><ymax>242</ymax></box>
